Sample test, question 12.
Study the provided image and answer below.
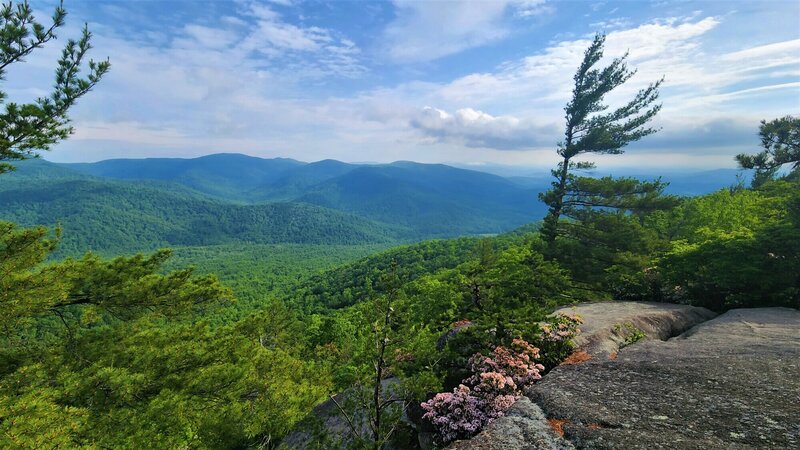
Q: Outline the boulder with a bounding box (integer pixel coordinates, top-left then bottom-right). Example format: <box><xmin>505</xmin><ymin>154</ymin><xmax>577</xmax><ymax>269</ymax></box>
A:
<box><xmin>553</xmin><ymin>301</ymin><xmax>717</xmax><ymax>359</ymax></box>
<box><xmin>448</xmin><ymin>397</ymin><xmax>574</xmax><ymax>450</ymax></box>
<box><xmin>530</xmin><ymin>307</ymin><xmax>800</xmax><ymax>449</ymax></box>
<box><xmin>280</xmin><ymin>378</ymin><xmax>413</xmax><ymax>449</ymax></box>
<box><xmin>436</xmin><ymin>320</ymin><xmax>475</xmax><ymax>351</ymax></box>
<box><xmin>450</xmin><ymin>301</ymin><xmax>717</xmax><ymax>450</ymax></box>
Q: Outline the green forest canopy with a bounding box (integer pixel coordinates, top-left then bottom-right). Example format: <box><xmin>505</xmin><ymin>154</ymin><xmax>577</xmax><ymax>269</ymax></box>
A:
<box><xmin>0</xmin><ymin>2</ymin><xmax>797</xmax><ymax>447</ymax></box>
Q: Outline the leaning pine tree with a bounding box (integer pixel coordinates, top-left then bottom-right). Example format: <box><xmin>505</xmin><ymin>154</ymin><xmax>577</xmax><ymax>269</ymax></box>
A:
<box><xmin>539</xmin><ymin>34</ymin><xmax>664</xmax><ymax>250</ymax></box>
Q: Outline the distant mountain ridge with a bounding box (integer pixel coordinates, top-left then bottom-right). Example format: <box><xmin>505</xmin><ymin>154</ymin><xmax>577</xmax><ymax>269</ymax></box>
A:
<box><xmin>62</xmin><ymin>154</ymin><xmax>549</xmax><ymax>236</ymax></box>
<box><xmin>0</xmin><ymin>154</ymin><xmax>746</xmax><ymax>256</ymax></box>
<box><xmin>65</xmin><ymin>153</ymin><xmax>305</xmax><ymax>201</ymax></box>
<box><xmin>0</xmin><ymin>160</ymin><xmax>399</xmax><ymax>256</ymax></box>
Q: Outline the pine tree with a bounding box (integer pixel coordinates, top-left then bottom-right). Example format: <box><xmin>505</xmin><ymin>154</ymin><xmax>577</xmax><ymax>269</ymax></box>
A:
<box><xmin>540</xmin><ymin>34</ymin><xmax>663</xmax><ymax>248</ymax></box>
<box><xmin>0</xmin><ymin>1</ymin><xmax>109</xmax><ymax>174</ymax></box>
<box><xmin>736</xmin><ymin>116</ymin><xmax>800</xmax><ymax>187</ymax></box>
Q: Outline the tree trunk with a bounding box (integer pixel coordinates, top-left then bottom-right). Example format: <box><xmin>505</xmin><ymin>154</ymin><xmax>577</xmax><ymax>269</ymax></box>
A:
<box><xmin>542</xmin><ymin>155</ymin><xmax>571</xmax><ymax>248</ymax></box>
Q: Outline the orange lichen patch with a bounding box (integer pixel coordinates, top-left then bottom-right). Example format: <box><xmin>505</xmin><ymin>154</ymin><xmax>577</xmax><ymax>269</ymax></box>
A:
<box><xmin>547</xmin><ymin>418</ymin><xmax>571</xmax><ymax>437</ymax></box>
<box><xmin>561</xmin><ymin>350</ymin><xmax>592</xmax><ymax>365</ymax></box>
<box><xmin>609</xmin><ymin>352</ymin><xmax>618</xmax><ymax>360</ymax></box>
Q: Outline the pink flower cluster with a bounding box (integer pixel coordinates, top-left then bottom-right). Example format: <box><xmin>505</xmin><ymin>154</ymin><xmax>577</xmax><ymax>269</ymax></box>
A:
<box><xmin>419</xmin><ymin>385</ymin><xmax>489</xmax><ymax>443</ymax></box>
<box><xmin>468</xmin><ymin>338</ymin><xmax>545</xmax><ymax>389</ymax></box>
<box><xmin>421</xmin><ymin>339</ymin><xmax>545</xmax><ymax>444</ymax></box>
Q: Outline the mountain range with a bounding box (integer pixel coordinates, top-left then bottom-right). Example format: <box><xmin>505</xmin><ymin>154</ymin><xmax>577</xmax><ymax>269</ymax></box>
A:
<box><xmin>0</xmin><ymin>153</ymin><xmax>745</xmax><ymax>256</ymax></box>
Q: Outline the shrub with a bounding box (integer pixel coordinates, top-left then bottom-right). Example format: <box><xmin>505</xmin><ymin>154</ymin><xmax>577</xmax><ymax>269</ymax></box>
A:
<box><xmin>419</xmin><ymin>384</ymin><xmax>494</xmax><ymax>444</ymax></box>
<box><xmin>468</xmin><ymin>338</ymin><xmax>544</xmax><ymax>389</ymax></box>
<box><xmin>534</xmin><ymin>313</ymin><xmax>583</xmax><ymax>370</ymax></box>
<box><xmin>421</xmin><ymin>339</ymin><xmax>544</xmax><ymax>445</ymax></box>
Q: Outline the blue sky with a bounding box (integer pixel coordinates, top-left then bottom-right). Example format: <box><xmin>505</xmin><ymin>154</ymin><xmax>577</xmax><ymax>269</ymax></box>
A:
<box><xmin>7</xmin><ymin>0</ymin><xmax>800</xmax><ymax>170</ymax></box>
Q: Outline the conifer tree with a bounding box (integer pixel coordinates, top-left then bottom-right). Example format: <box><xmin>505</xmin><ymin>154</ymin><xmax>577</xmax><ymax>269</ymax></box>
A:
<box><xmin>736</xmin><ymin>115</ymin><xmax>800</xmax><ymax>187</ymax></box>
<box><xmin>540</xmin><ymin>34</ymin><xmax>663</xmax><ymax>248</ymax></box>
<box><xmin>0</xmin><ymin>1</ymin><xmax>109</xmax><ymax>173</ymax></box>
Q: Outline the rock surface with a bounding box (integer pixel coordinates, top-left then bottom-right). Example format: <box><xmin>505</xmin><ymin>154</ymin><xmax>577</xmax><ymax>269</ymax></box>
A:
<box><xmin>451</xmin><ymin>301</ymin><xmax>717</xmax><ymax>450</ymax></box>
<box><xmin>448</xmin><ymin>397</ymin><xmax>574</xmax><ymax>450</ymax></box>
<box><xmin>284</xmin><ymin>303</ymin><xmax>800</xmax><ymax>450</ymax></box>
<box><xmin>531</xmin><ymin>307</ymin><xmax>800</xmax><ymax>449</ymax></box>
<box><xmin>554</xmin><ymin>301</ymin><xmax>717</xmax><ymax>359</ymax></box>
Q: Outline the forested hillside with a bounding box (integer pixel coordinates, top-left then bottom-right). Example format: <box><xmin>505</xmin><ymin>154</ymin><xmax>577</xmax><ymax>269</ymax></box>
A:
<box><xmin>1</xmin><ymin>4</ymin><xmax>797</xmax><ymax>450</ymax></box>
<box><xmin>67</xmin><ymin>153</ymin><xmax>305</xmax><ymax>201</ymax></box>
<box><xmin>66</xmin><ymin>155</ymin><xmax>546</xmax><ymax>236</ymax></box>
<box><xmin>0</xmin><ymin>160</ymin><xmax>399</xmax><ymax>256</ymax></box>
<box><xmin>5</xmin><ymin>155</ymin><xmax>749</xmax><ymax>257</ymax></box>
<box><xmin>162</xmin><ymin>243</ymin><xmax>393</xmax><ymax>324</ymax></box>
<box><xmin>3</xmin><ymin>157</ymin><xmax>544</xmax><ymax>251</ymax></box>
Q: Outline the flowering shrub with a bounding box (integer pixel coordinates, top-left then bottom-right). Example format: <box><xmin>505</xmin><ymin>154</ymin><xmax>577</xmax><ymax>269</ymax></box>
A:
<box><xmin>539</xmin><ymin>313</ymin><xmax>583</xmax><ymax>342</ymax></box>
<box><xmin>421</xmin><ymin>338</ymin><xmax>545</xmax><ymax>444</ymax></box>
<box><xmin>468</xmin><ymin>338</ymin><xmax>545</xmax><ymax>389</ymax></box>
<box><xmin>536</xmin><ymin>313</ymin><xmax>583</xmax><ymax>369</ymax></box>
<box><xmin>419</xmin><ymin>384</ymin><xmax>489</xmax><ymax>443</ymax></box>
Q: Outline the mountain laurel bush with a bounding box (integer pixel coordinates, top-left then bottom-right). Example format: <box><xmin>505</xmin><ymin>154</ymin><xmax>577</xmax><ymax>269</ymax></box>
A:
<box><xmin>421</xmin><ymin>338</ymin><xmax>545</xmax><ymax>444</ymax></box>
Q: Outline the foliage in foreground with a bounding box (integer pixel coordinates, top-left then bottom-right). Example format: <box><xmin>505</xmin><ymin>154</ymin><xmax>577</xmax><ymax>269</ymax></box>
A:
<box><xmin>657</xmin><ymin>181</ymin><xmax>799</xmax><ymax>310</ymax></box>
<box><xmin>0</xmin><ymin>0</ymin><xmax>796</xmax><ymax>445</ymax></box>
<box><xmin>540</xmin><ymin>33</ymin><xmax>663</xmax><ymax>247</ymax></box>
<box><xmin>0</xmin><ymin>1</ymin><xmax>109</xmax><ymax>174</ymax></box>
<box><xmin>736</xmin><ymin>115</ymin><xmax>799</xmax><ymax>187</ymax></box>
<box><xmin>421</xmin><ymin>338</ymin><xmax>545</xmax><ymax>444</ymax></box>
<box><xmin>0</xmin><ymin>221</ymin><xmax>330</xmax><ymax>448</ymax></box>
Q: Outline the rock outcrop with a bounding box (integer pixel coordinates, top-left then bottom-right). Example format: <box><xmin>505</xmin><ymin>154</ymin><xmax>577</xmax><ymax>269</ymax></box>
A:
<box><xmin>555</xmin><ymin>301</ymin><xmax>717</xmax><ymax>359</ymax></box>
<box><xmin>284</xmin><ymin>303</ymin><xmax>800</xmax><ymax>449</ymax></box>
<box><xmin>455</xmin><ymin>303</ymin><xmax>800</xmax><ymax>450</ymax></box>
<box><xmin>448</xmin><ymin>397</ymin><xmax>574</xmax><ymax>450</ymax></box>
<box><xmin>280</xmin><ymin>378</ymin><xmax>412</xmax><ymax>449</ymax></box>
<box><xmin>531</xmin><ymin>306</ymin><xmax>800</xmax><ymax>449</ymax></box>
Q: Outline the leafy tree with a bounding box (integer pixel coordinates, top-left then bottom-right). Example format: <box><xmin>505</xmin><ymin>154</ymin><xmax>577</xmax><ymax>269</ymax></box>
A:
<box><xmin>0</xmin><ymin>219</ymin><xmax>334</xmax><ymax>448</ymax></box>
<box><xmin>0</xmin><ymin>220</ymin><xmax>230</xmax><ymax>336</ymax></box>
<box><xmin>328</xmin><ymin>260</ymin><xmax>411</xmax><ymax>450</ymax></box>
<box><xmin>736</xmin><ymin>116</ymin><xmax>800</xmax><ymax>187</ymax></box>
<box><xmin>540</xmin><ymin>34</ymin><xmax>663</xmax><ymax>247</ymax></box>
<box><xmin>0</xmin><ymin>1</ymin><xmax>109</xmax><ymax>173</ymax></box>
<box><xmin>480</xmin><ymin>245</ymin><xmax>573</xmax><ymax>331</ymax></box>
<box><xmin>659</xmin><ymin>180</ymin><xmax>799</xmax><ymax>310</ymax></box>
<box><xmin>0</xmin><ymin>4</ymin><xmax>331</xmax><ymax>447</ymax></box>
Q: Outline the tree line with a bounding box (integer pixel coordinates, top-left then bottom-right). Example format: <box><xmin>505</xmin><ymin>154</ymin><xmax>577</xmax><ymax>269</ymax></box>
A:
<box><xmin>0</xmin><ymin>2</ymin><xmax>797</xmax><ymax>449</ymax></box>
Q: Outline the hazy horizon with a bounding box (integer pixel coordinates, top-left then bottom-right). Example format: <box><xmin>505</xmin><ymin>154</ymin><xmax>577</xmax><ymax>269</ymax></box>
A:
<box><xmin>37</xmin><ymin>151</ymin><xmax>752</xmax><ymax>180</ymax></box>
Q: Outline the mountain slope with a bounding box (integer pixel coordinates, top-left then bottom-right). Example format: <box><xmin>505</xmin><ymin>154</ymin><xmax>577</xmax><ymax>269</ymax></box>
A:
<box><xmin>66</xmin><ymin>153</ymin><xmax>304</xmax><ymax>201</ymax></box>
<box><xmin>294</xmin><ymin>162</ymin><xmax>544</xmax><ymax>236</ymax></box>
<box><xmin>0</xmin><ymin>161</ymin><xmax>398</xmax><ymax>256</ymax></box>
<box><xmin>252</xmin><ymin>159</ymin><xmax>359</xmax><ymax>201</ymax></box>
<box><xmin>55</xmin><ymin>154</ymin><xmax>546</xmax><ymax>236</ymax></box>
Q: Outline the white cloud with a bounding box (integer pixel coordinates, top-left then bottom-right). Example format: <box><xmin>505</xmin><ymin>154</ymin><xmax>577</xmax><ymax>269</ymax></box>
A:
<box><xmin>30</xmin><ymin>4</ymin><xmax>798</xmax><ymax>170</ymax></box>
<box><xmin>382</xmin><ymin>0</ymin><xmax>550</xmax><ymax>63</ymax></box>
<box><xmin>410</xmin><ymin>106</ymin><xmax>557</xmax><ymax>149</ymax></box>
<box><xmin>233</xmin><ymin>2</ymin><xmax>366</xmax><ymax>77</ymax></box>
<box><xmin>72</xmin><ymin>121</ymin><xmax>191</xmax><ymax>147</ymax></box>
<box><xmin>513</xmin><ymin>0</ymin><xmax>550</xmax><ymax>18</ymax></box>
<box><xmin>721</xmin><ymin>39</ymin><xmax>800</xmax><ymax>62</ymax></box>
<box><xmin>364</xmin><ymin>15</ymin><xmax>797</xmax><ymax>162</ymax></box>
<box><xmin>589</xmin><ymin>17</ymin><xmax>632</xmax><ymax>30</ymax></box>
<box><xmin>180</xmin><ymin>25</ymin><xmax>239</xmax><ymax>50</ymax></box>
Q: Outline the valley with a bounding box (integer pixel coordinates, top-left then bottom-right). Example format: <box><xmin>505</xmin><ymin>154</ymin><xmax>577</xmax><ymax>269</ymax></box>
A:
<box><xmin>1</xmin><ymin>3</ymin><xmax>797</xmax><ymax>446</ymax></box>
<box><xmin>1</xmin><ymin>154</ymin><xmax>744</xmax><ymax>261</ymax></box>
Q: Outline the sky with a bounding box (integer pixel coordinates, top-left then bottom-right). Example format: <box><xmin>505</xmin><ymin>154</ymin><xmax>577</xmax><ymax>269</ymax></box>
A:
<box><xmin>5</xmin><ymin>0</ymin><xmax>800</xmax><ymax>170</ymax></box>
